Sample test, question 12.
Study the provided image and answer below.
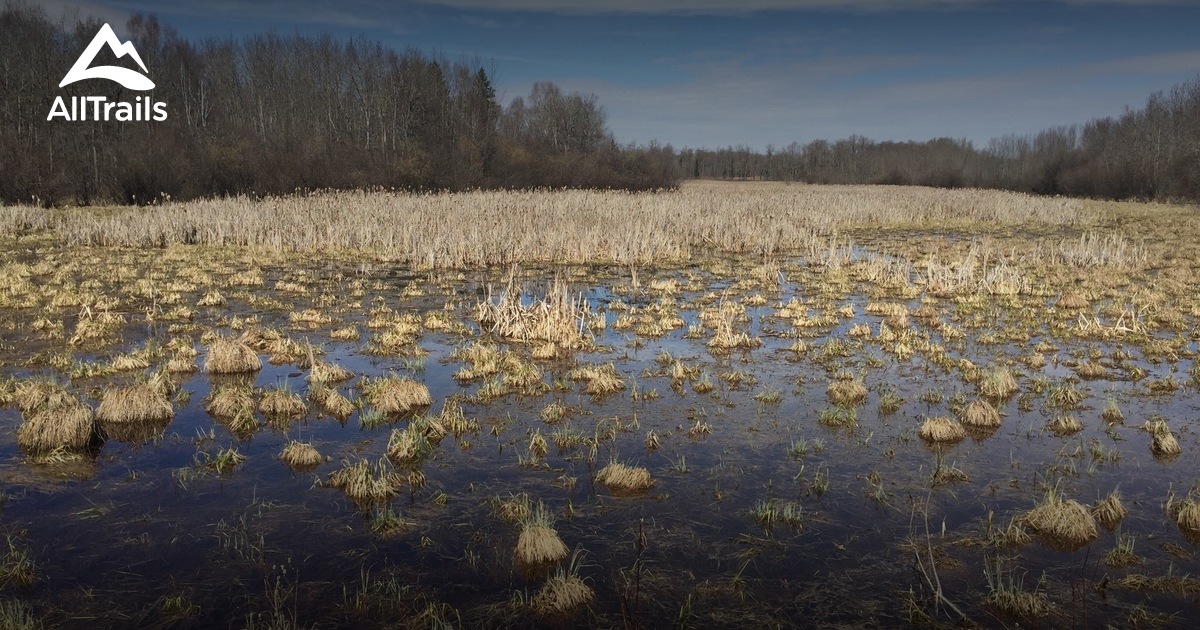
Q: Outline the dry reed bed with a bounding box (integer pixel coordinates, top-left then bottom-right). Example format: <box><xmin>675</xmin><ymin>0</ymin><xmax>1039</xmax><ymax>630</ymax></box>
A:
<box><xmin>35</xmin><ymin>185</ymin><xmax>1084</xmax><ymax>267</ymax></box>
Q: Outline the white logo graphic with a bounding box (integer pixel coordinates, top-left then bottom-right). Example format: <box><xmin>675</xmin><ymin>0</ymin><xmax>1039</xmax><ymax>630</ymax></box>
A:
<box><xmin>59</xmin><ymin>23</ymin><xmax>155</xmax><ymax>91</ymax></box>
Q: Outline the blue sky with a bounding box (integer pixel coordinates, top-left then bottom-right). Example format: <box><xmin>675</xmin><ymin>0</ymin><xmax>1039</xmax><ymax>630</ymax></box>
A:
<box><xmin>39</xmin><ymin>0</ymin><xmax>1200</xmax><ymax>149</ymax></box>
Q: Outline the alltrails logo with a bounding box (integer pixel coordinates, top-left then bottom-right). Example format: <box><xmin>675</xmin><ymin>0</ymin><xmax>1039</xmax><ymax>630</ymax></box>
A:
<box><xmin>47</xmin><ymin>23</ymin><xmax>168</xmax><ymax>121</ymax></box>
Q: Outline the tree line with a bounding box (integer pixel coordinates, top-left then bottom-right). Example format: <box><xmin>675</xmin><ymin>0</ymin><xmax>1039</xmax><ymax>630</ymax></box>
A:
<box><xmin>679</xmin><ymin>76</ymin><xmax>1200</xmax><ymax>202</ymax></box>
<box><xmin>5</xmin><ymin>4</ymin><xmax>1197</xmax><ymax>206</ymax></box>
<box><xmin>0</xmin><ymin>5</ymin><xmax>679</xmax><ymax>205</ymax></box>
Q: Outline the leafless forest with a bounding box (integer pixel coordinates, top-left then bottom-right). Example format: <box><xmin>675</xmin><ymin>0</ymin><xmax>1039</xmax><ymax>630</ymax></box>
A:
<box><xmin>3</xmin><ymin>6</ymin><xmax>1198</xmax><ymax>207</ymax></box>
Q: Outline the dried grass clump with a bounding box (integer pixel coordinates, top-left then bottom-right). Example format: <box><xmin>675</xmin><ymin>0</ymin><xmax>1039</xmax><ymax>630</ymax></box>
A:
<box><xmin>279</xmin><ymin>441</ymin><xmax>322</xmax><ymax>471</ymax></box>
<box><xmin>326</xmin><ymin>458</ymin><xmax>402</xmax><ymax>505</ymax></box>
<box><xmin>1074</xmin><ymin>360</ymin><xmax>1108</xmax><ymax>379</ymax></box>
<box><xmin>259</xmin><ymin>387</ymin><xmax>306</xmax><ymax>420</ymax></box>
<box><xmin>1168</xmin><ymin>492</ymin><xmax>1200</xmax><ymax>542</ymax></box>
<box><xmin>96</xmin><ymin>382</ymin><xmax>173</xmax><ymax>425</ymax></box>
<box><xmin>205</xmin><ymin>385</ymin><xmax>258</xmax><ymax>436</ymax></box>
<box><xmin>476</xmin><ymin>277</ymin><xmax>594</xmax><ymax>350</ymax></box>
<box><xmin>386</xmin><ymin>424</ymin><xmax>432</xmax><ymax>469</ymax></box>
<box><xmin>961</xmin><ymin>399</ymin><xmax>1001</xmax><ymax>428</ymax></box>
<box><xmin>361</xmin><ymin>375</ymin><xmax>432</xmax><ymax>415</ymax></box>
<box><xmin>308</xmin><ymin>359</ymin><xmax>353</xmax><ymax>384</ymax></box>
<box><xmin>515</xmin><ymin>502</ymin><xmax>569</xmax><ymax>566</ymax></box>
<box><xmin>568</xmin><ymin>363</ymin><xmax>625</xmax><ymax>395</ymax></box>
<box><xmin>596</xmin><ymin>461</ymin><xmax>654</xmax><ymax>495</ymax></box>
<box><xmin>1092</xmin><ymin>491</ymin><xmax>1127</xmax><ymax>531</ymax></box>
<box><xmin>979</xmin><ymin>366</ymin><xmax>1018</xmax><ymax>399</ymax></box>
<box><xmin>166</xmin><ymin>354</ymin><xmax>197</xmax><ymax>373</ymax></box>
<box><xmin>1022</xmin><ymin>488</ymin><xmax>1098</xmax><ymax>551</ymax></box>
<box><xmin>204</xmin><ymin>337</ymin><xmax>261</xmax><ymax>374</ymax></box>
<box><xmin>1143</xmin><ymin>417</ymin><xmax>1181</xmax><ymax>459</ymax></box>
<box><xmin>17</xmin><ymin>389</ymin><xmax>97</xmax><ymax>455</ymax></box>
<box><xmin>309</xmin><ymin>385</ymin><xmax>355</xmax><ymax>420</ymax></box>
<box><xmin>532</xmin><ymin>571</ymin><xmax>594</xmax><ymax>618</ymax></box>
<box><xmin>918</xmin><ymin>416</ymin><xmax>966</xmax><ymax>444</ymax></box>
<box><xmin>1048</xmin><ymin>414</ymin><xmax>1083</xmax><ymax>436</ymax></box>
<box><xmin>825</xmin><ymin>374</ymin><xmax>867</xmax><ymax>406</ymax></box>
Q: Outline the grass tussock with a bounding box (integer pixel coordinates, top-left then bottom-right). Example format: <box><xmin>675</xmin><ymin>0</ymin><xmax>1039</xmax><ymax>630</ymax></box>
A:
<box><xmin>979</xmin><ymin>366</ymin><xmax>1019</xmax><ymax>399</ymax></box>
<box><xmin>1167</xmin><ymin>491</ymin><xmax>1200</xmax><ymax>541</ymax></box>
<box><xmin>96</xmin><ymin>382</ymin><xmax>173</xmax><ymax>426</ymax></box>
<box><xmin>533</xmin><ymin>568</ymin><xmax>594</xmax><ymax>618</ymax></box>
<box><xmin>961</xmin><ymin>399</ymin><xmax>1001</xmax><ymax>428</ymax></box>
<box><xmin>308</xmin><ymin>359</ymin><xmax>353</xmax><ymax>384</ymax></box>
<box><xmin>985</xmin><ymin>558</ymin><xmax>1054</xmax><ymax>620</ymax></box>
<box><xmin>596</xmin><ymin>460</ymin><xmax>654</xmax><ymax>495</ymax></box>
<box><xmin>1143</xmin><ymin>417</ymin><xmax>1181</xmax><ymax>459</ymax></box>
<box><xmin>204</xmin><ymin>337</ymin><xmax>261</xmax><ymax>374</ymax></box>
<box><xmin>205</xmin><ymin>385</ymin><xmax>258</xmax><ymax>436</ymax></box>
<box><xmin>1022</xmin><ymin>487</ymin><xmax>1098</xmax><ymax>551</ymax></box>
<box><xmin>515</xmin><ymin>502</ymin><xmax>569</xmax><ymax>566</ymax></box>
<box><xmin>279</xmin><ymin>441</ymin><xmax>322</xmax><ymax>471</ymax></box>
<box><xmin>309</xmin><ymin>384</ymin><xmax>355</xmax><ymax>420</ymax></box>
<box><xmin>16</xmin><ymin>386</ymin><xmax>96</xmax><ymax>455</ymax></box>
<box><xmin>326</xmin><ymin>458</ymin><xmax>403</xmax><ymax>506</ymax></box>
<box><xmin>361</xmin><ymin>375</ymin><xmax>432</xmax><ymax>415</ymax></box>
<box><xmin>568</xmin><ymin>363</ymin><xmax>625</xmax><ymax>396</ymax></box>
<box><xmin>476</xmin><ymin>277</ymin><xmax>593</xmax><ymax>350</ymax></box>
<box><xmin>826</xmin><ymin>374</ymin><xmax>867</xmax><ymax>406</ymax></box>
<box><xmin>917</xmin><ymin>416</ymin><xmax>965</xmax><ymax>444</ymax></box>
<box><xmin>1048</xmin><ymin>414</ymin><xmax>1084</xmax><ymax>436</ymax></box>
<box><xmin>259</xmin><ymin>386</ymin><xmax>307</xmax><ymax>420</ymax></box>
<box><xmin>1092</xmin><ymin>490</ymin><xmax>1128</xmax><ymax>531</ymax></box>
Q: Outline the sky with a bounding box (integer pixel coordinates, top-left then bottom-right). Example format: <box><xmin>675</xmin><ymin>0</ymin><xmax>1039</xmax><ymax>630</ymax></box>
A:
<box><xmin>36</xmin><ymin>0</ymin><xmax>1200</xmax><ymax>150</ymax></box>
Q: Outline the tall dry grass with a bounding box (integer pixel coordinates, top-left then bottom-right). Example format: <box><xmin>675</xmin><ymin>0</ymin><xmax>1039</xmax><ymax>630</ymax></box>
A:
<box><xmin>29</xmin><ymin>184</ymin><xmax>1084</xmax><ymax>268</ymax></box>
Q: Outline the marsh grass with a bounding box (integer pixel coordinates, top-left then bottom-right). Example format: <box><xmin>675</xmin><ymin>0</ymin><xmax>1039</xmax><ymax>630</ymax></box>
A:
<box><xmin>204</xmin><ymin>337</ymin><xmax>261</xmax><ymax>374</ymax></box>
<box><xmin>515</xmin><ymin>502</ymin><xmax>569</xmax><ymax>567</ymax></box>
<box><xmin>533</xmin><ymin>567</ymin><xmax>594</xmax><ymax>618</ymax></box>
<box><xmin>16</xmin><ymin>387</ymin><xmax>96</xmax><ymax>455</ymax></box>
<box><xmin>979</xmin><ymin>366</ymin><xmax>1019</xmax><ymax>399</ymax></box>
<box><xmin>0</xmin><ymin>537</ymin><xmax>36</xmax><ymax>589</ymax></box>
<box><xmin>308</xmin><ymin>359</ymin><xmax>353</xmax><ymax>385</ymax></box>
<box><xmin>308</xmin><ymin>384</ymin><xmax>355</xmax><ymax>421</ymax></box>
<box><xmin>259</xmin><ymin>385</ymin><xmax>307</xmax><ymax>421</ymax></box>
<box><xmin>476</xmin><ymin>277</ymin><xmax>593</xmax><ymax>350</ymax></box>
<box><xmin>361</xmin><ymin>375</ymin><xmax>432</xmax><ymax>415</ymax></box>
<box><xmin>327</xmin><ymin>458</ymin><xmax>403</xmax><ymax>506</ymax></box>
<box><xmin>279</xmin><ymin>441</ymin><xmax>322</xmax><ymax>471</ymax></box>
<box><xmin>918</xmin><ymin>417</ymin><xmax>966</xmax><ymax>444</ymax></box>
<box><xmin>1092</xmin><ymin>490</ymin><xmax>1128</xmax><ymax>530</ymax></box>
<box><xmin>1143</xmin><ymin>416</ymin><xmax>1181</xmax><ymax>459</ymax></box>
<box><xmin>1022</xmin><ymin>486</ymin><xmax>1098</xmax><ymax>551</ymax></box>
<box><xmin>960</xmin><ymin>399</ymin><xmax>1000</xmax><ymax>428</ymax></box>
<box><xmin>984</xmin><ymin>557</ymin><xmax>1053</xmax><ymax>620</ymax></box>
<box><xmin>826</xmin><ymin>373</ymin><xmax>868</xmax><ymax>406</ymax></box>
<box><xmin>596</xmin><ymin>460</ymin><xmax>654</xmax><ymax>495</ymax></box>
<box><xmin>568</xmin><ymin>363</ymin><xmax>625</xmax><ymax>396</ymax></box>
<box><xmin>96</xmin><ymin>381</ymin><xmax>174</xmax><ymax>441</ymax></box>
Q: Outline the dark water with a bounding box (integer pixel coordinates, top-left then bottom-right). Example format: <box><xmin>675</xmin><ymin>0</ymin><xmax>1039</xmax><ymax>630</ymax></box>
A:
<box><xmin>1</xmin><ymin>256</ymin><xmax>1199</xmax><ymax>628</ymax></box>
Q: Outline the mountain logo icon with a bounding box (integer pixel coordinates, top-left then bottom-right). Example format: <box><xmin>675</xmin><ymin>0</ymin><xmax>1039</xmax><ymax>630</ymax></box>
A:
<box><xmin>59</xmin><ymin>23</ymin><xmax>155</xmax><ymax>91</ymax></box>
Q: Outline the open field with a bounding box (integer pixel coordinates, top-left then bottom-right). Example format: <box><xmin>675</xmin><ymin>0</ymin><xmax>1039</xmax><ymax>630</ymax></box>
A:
<box><xmin>1</xmin><ymin>182</ymin><xmax>1199</xmax><ymax>627</ymax></box>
